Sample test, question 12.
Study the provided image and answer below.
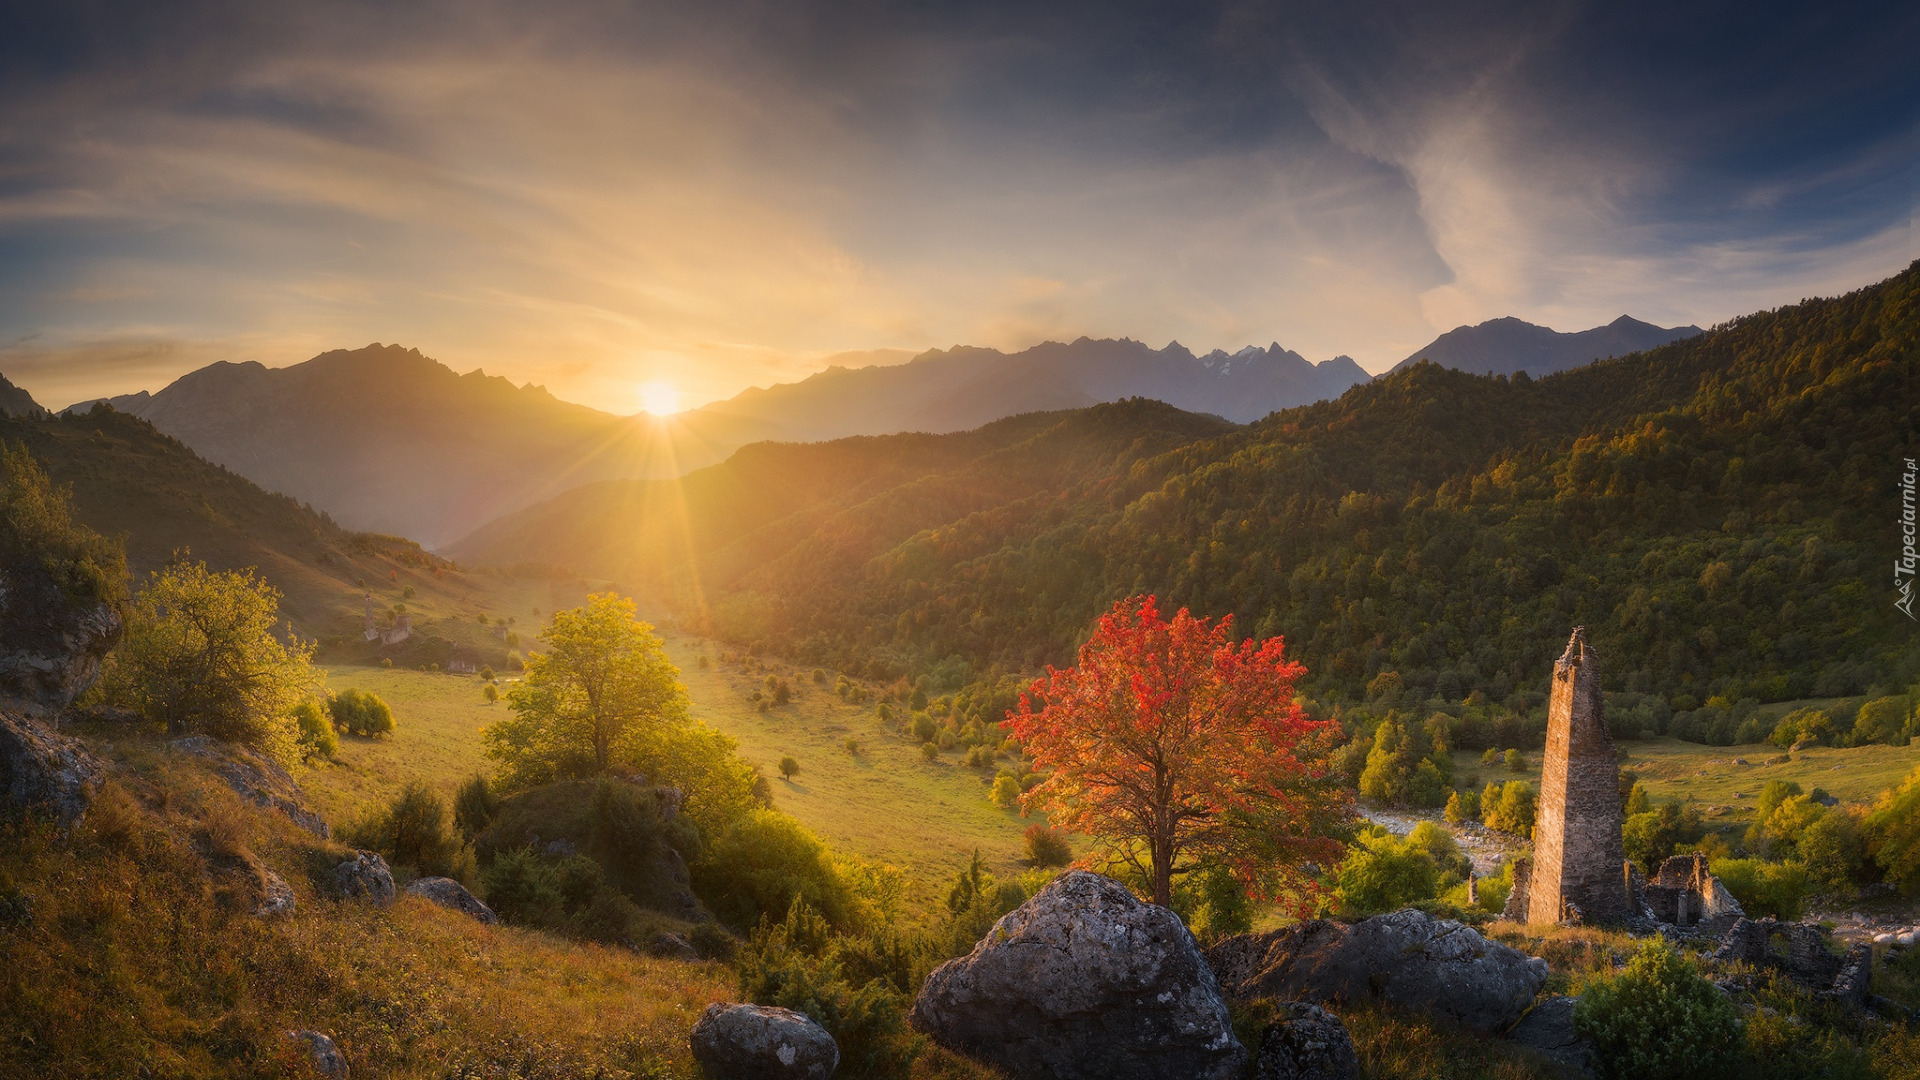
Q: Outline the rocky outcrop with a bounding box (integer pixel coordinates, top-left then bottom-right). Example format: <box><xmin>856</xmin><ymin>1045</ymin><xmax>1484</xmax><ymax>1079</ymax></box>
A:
<box><xmin>0</xmin><ymin>569</ymin><xmax>120</xmax><ymax>717</ymax></box>
<box><xmin>405</xmin><ymin>876</ymin><xmax>496</xmax><ymax>924</ymax></box>
<box><xmin>170</xmin><ymin>735</ymin><xmax>329</xmax><ymax>838</ymax></box>
<box><xmin>0</xmin><ymin>708</ymin><xmax>102</xmax><ymax>827</ymax></box>
<box><xmin>288</xmin><ymin>1030</ymin><xmax>349</xmax><ymax>1078</ymax></box>
<box><xmin>911</xmin><ymin>871</ymin><xmax>1245</xmax><ymax>1080</ymax></box>
<box><xmin>1505</xmin><ymin>995</ymin><xmax>1593</xmax><ymax>1074</ymax></box>
<box><xmin>690</xmin><ymin>1002</ymin><xmax>839</xmax><ymax>1080</ymax></box>
<box><xmin>335</xmin><ymin>851</ymin><xmax>395</xmax><ymax>905</ymax></box>
<box><xmin>255</xmin><ymin>869</ymin><xmax>297</xmax><ymax>918</ymax></box>
<box><xmin>648</xmin><ymin>931</ymin><xmax>699</xmax><ymax>960</ymax></box>
<box><xmin>1252</xmin><ymin>1002</ymin><xmax>1360</xmax><ymax>1080</ymax></box>
<box><xmin>1208</xmin><ymin>909</ymin><xmax>1548</xmax><ymax>1033</ymax></box>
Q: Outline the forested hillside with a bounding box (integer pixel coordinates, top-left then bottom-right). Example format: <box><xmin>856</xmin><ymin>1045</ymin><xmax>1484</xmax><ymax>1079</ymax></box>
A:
<box><xmin>455</xmin><ymin>263</ymin><xmax>1920</xmax><ymax>710</ymax></box>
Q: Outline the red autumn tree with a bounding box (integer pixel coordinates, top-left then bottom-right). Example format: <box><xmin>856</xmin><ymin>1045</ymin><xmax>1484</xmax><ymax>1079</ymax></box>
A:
<box><xmin>1003</xmin><ymin>595</ymin><xmax>1350</xmax><ymax>908</ymax></box>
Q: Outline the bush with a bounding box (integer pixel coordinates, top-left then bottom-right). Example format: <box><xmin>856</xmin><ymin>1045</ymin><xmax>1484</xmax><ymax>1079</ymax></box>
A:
<box><xmin>0</xmin><ymin>443</ymin><xmax>128</xmax><ymax>606</ymax></box>
<box><xmin>1866</xmin><ymin>764</ymin><xmax>1920</xmax><ymax>894</ymax></box>
<box><xmin>453</xmin><ymin>773</ymin><xmax>499</xmax><ymax>838</ymax></box>
<box><xmin>1443</xmin><ymin>788</ymin><xmax>1478</xmax><ymax>824</ymax></box>
<box><xmin>1482</xmin><ymin>780</ymin><xmax>1536</xmax><ymax>836</ymax></box>
<box><xmin>344</xmin><ymin>780</ymin><xmax>474</xmax><ymax>883</ymax></box>
<box><xmin>779</xmin><ymin>756</ymin><xmax>800</xmax><ymax>780</ymax></box>
<box><xmin>1024</xmin><ymin>824</ymin><xmax>1071</xmax><ymax>867</ymax></box>
<box><xmin>736</xmin><ymin>903</ymin><xmax>919</xmax><ymax>1079</ymax></box>
<box><xmin>1710</xmin><ymin>857</ymin><xmax>1812</xmax><ymax>920</ymax></box>
<box><xmin>293</xmin><ymin>700</ymin><xmax>337</xmax><ymax>760</ymax></box>
<box><xmin>920</xmin><ymin>742</ymin><xmax>939</xmax><ymax>762</ymax></box>
<box><xmin>694</xmin><ymin>807</ymin><xmax>853</xmax><ymax>932</ymax></box>
<box><xmin>1574</xmin><ymin>940</ymin><xmax>1741</xmax><ymax>1080</ymax></box>
<box><xmin>330</xmin><ymin>688</ymin><xmax>395</xmax><ymax>737</ymax></box>
<box><xmin>1853</xmin><ymin>696</ymin><xmax>1914</xmax><ymax>746</ymax></box>
<box><xmin>1504</xmin><ymin>748</ymin><xmax>1523</xmax><ymax>771</ymax></box>
<box><xmin>1333</xmin><ymin>829</ymin><xmax>1440</xmax><ymax>916</ymax></box>
<box><xmin>990</xmin><ymin>771</ymin><xmax>1022</xmax><ymax>808</ymax></box>
<box><xmin>1481</xmin><ymin>747</ymin><xmax>1500</xmax><ymax>766</ymax></box>
<box><xmin>964</xmin><ymin>744</ymin><xmax>994</xmax><ymax>769</ymax></box>
<box><xmin>1797</xmin><ymin>806</ymin><xmax>1867</xmax><ymax>894</ymax></box>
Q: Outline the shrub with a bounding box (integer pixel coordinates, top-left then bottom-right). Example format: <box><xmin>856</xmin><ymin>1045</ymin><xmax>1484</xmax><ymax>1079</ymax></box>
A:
<box><xmin>330</xmin><ymin>688</ymin><xmax>395</xmax><ymax>737</ymax></box>
<box><xmin>1504</xmin><ymin>748</ymin><xmax>1523</xmax><ymax>771</ymax></box>
<box><xmin>1333</xmin><ymin>830</ymin><xmax>1439</xmax><ymax>916</ymax></box>
<box><xmin>0</xmin><ymin>443</ymin><xmax>127</xmax><ymax>606</ymax></box>
<box><xmin>1574</xmin><ymin>939</ymin><xmax>1741</xmax><ymax>1080</ymax></box>
<box><xmin>911</xmin><ymin>713</ymin><xmax>937</xmax><ymax>742</ymax></box>
<box><xmin>1710</xmin><ymin>857</ymin><xmax>1812</xmax><ymax>920</ymax></box>
<box><xmin>453</xmin><ymin>773</ymin><xmax>499</xmax><ymax>838</ymax></box>
<box><xmin>694</xmin><ymin>808</ymin><xmax>853</xmax><ymax>931</ymax></box>
<box><xmin>842</xmin><ymin>738</ymin><xmax>860</xmax><ymax>757</ymax></box>
<box><xmin>1853</xmin><ymin>696</ymin><xmax>1914</xmax><ymax>746</ymax></box>
<box><xmin>1482</xmin><ymin>780</ymin><xmax>1536</xmax><ymax>836</ymax></box>
<box><xmin>344</xmin><ymin>780</ymin><xmax>474</xmax><ymax>883</ymax></box>
<box><xmin>1443</xmin><ymin>788</ymin><xmax>1478</xmax><ymax>824</ymax></box>
<box><xmin>990</xmin><ymin>771</ymin><xmax>1022</xmax><ymax>808</ymax></box>
<box><xmin>920</xmin><ymin>742</ymin><xmax>939</xmax><ymax>762</ymax></box>
<box><xmin>293</xmin><ymin>700</ymin><xmax>337</xmax><ymax>760</ymax></box>
<box><xmin>1481</xmin><ymin>747</ymin><xmax>1500</xmax><ymax>766</ymax></box>
<box><xmin>1796</xmin><ymin>806</ymin><xmax>1867</xmax><ymax>894</ymax></box>
<box><xmin>1866</xmin><ymin>764</ymin><xmax>1920</xmax><ymax>894</ymax></box>
<box><xmin>736</xmin><ymin>903</ymin><xmax>919</xmax><ymax>1079</ymax></box>
<box><xmin>964</xmin><ymin>744</ymin><xmax>994</xmax><ymax>769</ymax></box>
<box><xmin>1024</xmin><ymin>824</ymin><xmax>1071</xmax><ymax>867</ymax></box>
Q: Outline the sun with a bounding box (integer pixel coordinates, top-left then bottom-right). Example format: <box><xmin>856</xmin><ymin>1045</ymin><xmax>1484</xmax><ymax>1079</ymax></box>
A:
<box><xmin>637</xmin><ymin>379</ymin><xmax>681</xmax><ymax>416</ymax></box>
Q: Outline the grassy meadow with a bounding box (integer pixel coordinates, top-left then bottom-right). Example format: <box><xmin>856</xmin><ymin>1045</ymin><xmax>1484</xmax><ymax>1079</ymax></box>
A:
<box><xmin>299</xmin><ymin>636</ymin><xmax>1039</xmax><ymax>919</ymax></box>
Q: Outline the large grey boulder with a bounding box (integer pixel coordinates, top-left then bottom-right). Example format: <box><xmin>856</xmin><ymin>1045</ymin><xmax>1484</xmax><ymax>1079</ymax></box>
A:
<box><xmin>1505</xmin><ymin>995</ymin><xmax>1593</xmax><ymax>1075</ymax></box>
<box><xmin>0</xmin><ymin>708</ymin><xmax>102</xmax><ymax>827</ymax></box>
<box><xmin>405</xmin><ymin>876</ymin><xmax>496</xmax><ymax>924</ymax></box>
<box><xmin>1208</xmin><ymin>908</ymin><xmax>1548</xmax><ymax>1033</ymax></box>
<box><xmin>335</xmin><ymin>851</ymin><xmax>395</xmax><ymax>905</ymax></box>
<box><xmin>0</xmin><ymin>563</ymin><xmax>120</xmax><ymax>717</ymax></box>
<box><xmin>170</xmin><ymin>735</ymin><xmax>329</xmax><ymax>838</ymax></box>
<box><xmin>910</xmin><ymin>871</ymin><xmax>1245</xmax><ymax>1080</ymax></box>
<box><xmin>690</xmin><ymin>1002</ymin><xmax>838</xmax><ymax>1080</ymax></box>
<box><xmin>1253</xmin><ymin>1002</ymin><xmax>1360</xmax><ymax>1080</ymax></box>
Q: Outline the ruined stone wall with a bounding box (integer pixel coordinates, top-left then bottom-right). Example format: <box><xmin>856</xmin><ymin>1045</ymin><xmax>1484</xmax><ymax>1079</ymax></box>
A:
<box><xmin>1527</xmin><ymin>628</ymin><xmax>1628</xmax><ymax>924</ymax></box>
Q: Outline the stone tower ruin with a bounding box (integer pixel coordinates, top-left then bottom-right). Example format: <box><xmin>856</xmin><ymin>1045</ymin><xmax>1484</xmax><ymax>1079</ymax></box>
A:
<box><xmin>1526</xmin><ymin>627</ymin><xmax>1628</xmax><ymax>925</ymax></box>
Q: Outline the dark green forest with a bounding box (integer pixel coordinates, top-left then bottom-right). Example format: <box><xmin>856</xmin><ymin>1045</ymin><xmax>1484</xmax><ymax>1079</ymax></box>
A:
<box><xmin>456</xmin><ymin>262</ymin><xmax>1920</xmax><ymax>728</ymax></box>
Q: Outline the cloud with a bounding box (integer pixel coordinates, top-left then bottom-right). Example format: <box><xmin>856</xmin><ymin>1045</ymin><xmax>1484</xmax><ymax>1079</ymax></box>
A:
<box><xmin>0</xmin><ymin>0</ymin><xmax>1912</xmax><ymax>403</ymax></box>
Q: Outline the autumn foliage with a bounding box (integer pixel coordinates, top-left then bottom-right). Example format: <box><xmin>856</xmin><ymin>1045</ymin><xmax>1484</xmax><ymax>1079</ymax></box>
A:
<box><xmin>1003</xmin><ymin>595</ymin><xmax>1350</xmax><ymax>908</ymax></box>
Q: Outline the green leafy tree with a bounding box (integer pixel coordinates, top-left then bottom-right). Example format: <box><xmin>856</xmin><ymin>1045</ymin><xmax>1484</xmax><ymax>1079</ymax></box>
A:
<box><xmin>1333</xmin><ymin>829</ymin><xmax>1440</xmax><ymax>916</ymax></box>
<box><xmin>1866</xmin><ymin>764</ymin><xmax>1920</xmax><ymax>894</ymax></box>
<box><xmin>484</xmin><ymin>594</ymin><xmax>688</xmax><ymax>787</ymax></box>
<box><xmin>106</xmin><ymin>559</ymin><xmax>321</xmax><ymax>765</ymax></box>
<box><xmin>1710</xmin><ymin>857</ymin><xmax>1811</xmax><ymax>919</ymax></box>
<box><xmin>990</xmin><ymin>771</ymin><xmax>1022</xmax><ymax>808</ymax></box>
<box><xmin>293</xmin><ymin>699</ymin><xmax>337</xmax><ymax>760</ymax></box>
<box><xmin>1853</xmin><ymin>696</ymin><xmax>1914</xmax><ymax>746</ymax></box>
<box><xmin>482</xmin><ymin>682</ymin><xmax>499</xmax><ymax>705</ymax></box>
<box><xmin>0</xmin><ymin>443</ymin><xmax>127</xmax><ymax>606</ymax></box>
<box><xmin>780</xmin><ymin>755</ymin><xmax>800</xmax><ymax>780</ymax></box>
<box><xmin>329</xmin><ymin>688</ymin><xmax>395</xmax><ymax>736</ymax></box>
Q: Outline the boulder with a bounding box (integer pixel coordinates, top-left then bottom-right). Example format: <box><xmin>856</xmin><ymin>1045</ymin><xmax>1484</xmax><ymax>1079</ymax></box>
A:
<box><xmin>690</xmin><ymin>1002</ymin><xmax>839</xmax><ymax>1080</ymax></box>
<box><xmin>288</xmin><ymin>1030</ymin><xmax>349</xmax><ymax>1078</ymax></box>
<box><xmin>0</xmin><ymin>708</ymin><xmax>102</xmax><ymax>827</ymax></box>
<box><xmin>1252</xmin><ymin>1002</ymin><xmax>1360</xmax><ymax>1080</ymax></box>
<box><xmin>648</xmin><ymin>931</ymin><xmax>700</xmax><ymax>960</ymax></box>
<box><xmin>1207</xmin><ymin>909</ymin><xmax>1548</xmax><ymax>1033</ymax></box>
<box><xmin>255</xmin><ymin>869</ymin><xmax>297</xmax><ymax>918</ymax></box>
<box><xmin>170</xmin><ymin>735</ymin><xmax>329</xmax><ymax>838</ymax></box>
<box><xmin>335</xmin><ymin>851</ymin><xmax>395</xmax><ymax>905</ymax></box>
<box><xmin>0</xmin><ymin>565</ymin><xmax>120</xmax><ymax>717</ymax></box>
<box><xmin>910</xmin><ymin>871</ymin><xmax>1245</xmax><ymax>1080</ymax></box>
<box><xmin>405</xmin><ymin>876</ymin><xmax>496</xmax><ymax>924</ymax></box>
<box><xmin>1505</xmin><ymin>995</ymin><xmax>1593</xmax><ymax>1075</ymax></box>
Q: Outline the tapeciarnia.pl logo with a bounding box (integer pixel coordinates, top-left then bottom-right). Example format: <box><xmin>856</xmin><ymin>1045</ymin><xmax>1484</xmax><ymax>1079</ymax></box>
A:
<box><xmin>1899</xmin><ymin>456</ymin><xmax>1917</xmax><ymax>620</ymax></box>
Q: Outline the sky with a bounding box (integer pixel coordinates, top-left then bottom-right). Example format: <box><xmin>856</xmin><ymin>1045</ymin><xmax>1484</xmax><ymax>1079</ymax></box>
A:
<box><xmin>0</xmin><ymin>0</ymin><xmax>1914</xmax><ymax>415</ymax></box>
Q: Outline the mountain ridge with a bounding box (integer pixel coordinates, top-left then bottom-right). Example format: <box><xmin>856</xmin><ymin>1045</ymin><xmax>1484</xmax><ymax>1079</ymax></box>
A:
<box><xmin>1391</xmin><ymin>314</ymin><xmax>1703</xmax><ymax>377</ymax></box>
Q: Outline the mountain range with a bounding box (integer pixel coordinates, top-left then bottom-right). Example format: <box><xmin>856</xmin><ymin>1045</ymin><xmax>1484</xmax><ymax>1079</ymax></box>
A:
<box><xmin>41</xmin><ymin>312</ymin><xmax>1698</xmax><ymax>546</ymax></box>
<box><xmin>1390</xmin><ymin>314</ymin><xmax>1702</xmax><ymax>377</ymax></box>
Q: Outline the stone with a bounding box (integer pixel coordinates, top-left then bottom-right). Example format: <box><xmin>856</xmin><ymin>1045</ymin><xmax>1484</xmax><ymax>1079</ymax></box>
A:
<box><xmin>170</xmin><ymin>736</ymin><xmax>330</xmax><ymax>838</ymax></box>
<box><xmin>405</xmin><ymin>876</ymin><xmax>496</xmax><ymax>924</ymax></box>
<box><xmin>1901</xmin><ymin>931</ymin><xmax>1918</xmax><ymax>947</ymax></box>
<box><xmin>1252</xmin><ymin>1002</ymin><xmax>1360</xmax><ymax>1080</ymax></box>
<box><xmin>648</xmin><ymin>931</ymin><xmax>700</xmax><ymax>960</ymax></box>
<box><xmin>690</xmin><ymin>1002</ymin><xmax>839</xmax><ymax>1080</ymax></box>
<box><xmin>255</xmin><ymin>869</ymin><xmax>296</xmax><ymax>918</ymax></box>
<box><xmin>1208</xmin><ymin>908</ymin><xmax>1548</xmax><ymax>1033</ymax></box>
<box><xmin>0</xmin><ymin>708</ymin><xmax>102</xmax><ymax>827</ymax></box>
<box><xmin>911</xmin><ymin>871</ymin><xmax>1245</xmax><ymax>1080</ymax></box>
<box><xmin>1643</xmin><ymin>853</ymin><xmax>1743</xmax><ymax>928</ymax></box>
<box><xmin>0</xmin><ymin>560</ymin><xmax>121</xmax><ymax>717</ymax></box>
<box><xmin>288</xmin><ymin>1030</ymin><xmax>349</xmax><ymax>1078</ymax></box>
<box><xmin>1829</xmin><ymin>944</ymin><xmax>1873</xmax><ymax>1011</ymax></box>
<box><xmin>1529</xmin><ymin>628</ymin><xmax>1628</xmax><ymax>925</ymax></box>
<box><xmin>1500</xmin><ymin>857</ymin><xmax>1532</xmax><ymax>923</ymax></box>
<box><xmin>335</xmin><ymin>851</ymin><xmax>395</xmax><ymax>905</ymax></box>
<box><xmin>1505</xmin><ymin>995</ymin><xmax>1594</xmax><ymax>1075</ymax></box>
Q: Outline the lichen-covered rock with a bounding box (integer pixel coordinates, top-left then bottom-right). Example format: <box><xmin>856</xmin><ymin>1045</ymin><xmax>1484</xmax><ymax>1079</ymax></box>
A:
<box><xmin>910</xmin><ymin>871</ymin><xmax>1245</xmax><ymax>1080</ymax></box>
<box><xmin>1253</xmin><ymin>1002</ymin><xmax>1360</xmax><ymax>1080</ymax></box>
<box><xmin>255</xmin><ymin>869</ymin><xmax>296</xmax><ymax>918</ymax></box>
<box><xmin>335</xmin><ymin>851</ymin><xmax>395</xmax><ymax>905</ymax></box>
<box><xmin>1505</xmin><ymin>995</ymin><xmax>1594</xmax><ymax>1075</ymax></box>
<box><xmin>1208</xmin><ymin>909</ymin><xmax>1548</xmax><ymax>1033</ymax></box>
<box><xmin>690</xmin><ymin>1002</ymin><xmax>839</xmax><ymax>1080</ymax></box>
<box><xmin>405</xmin><ymin>876</ymin><xmax>496</xmax><ymax>924</ymax></box>
<box><xmin>170</xmin><ymin>735</ymin><xmax>329</xmax><ymax>838</ymax></box>
<box><xmin>0</xmin><ymin>572</ymin><xmax>120</xmax><ymax>717</ymax></box>
<box><xmin>0</xmin><ymin>708</ymin><xmax>102</xmax><ymax>827</ymax></box>
<box><xmin>288</xmin><ymin>1030</ymin><xmax>349</xmax><ymax>1078</ymax></box>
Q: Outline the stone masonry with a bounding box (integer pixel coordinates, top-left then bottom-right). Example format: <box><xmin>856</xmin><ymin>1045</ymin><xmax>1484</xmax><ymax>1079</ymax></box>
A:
<box><xmin>1527</xmin><ymin>628</ymin><xmax>1628</xmax><ymax>925</ymax></box>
